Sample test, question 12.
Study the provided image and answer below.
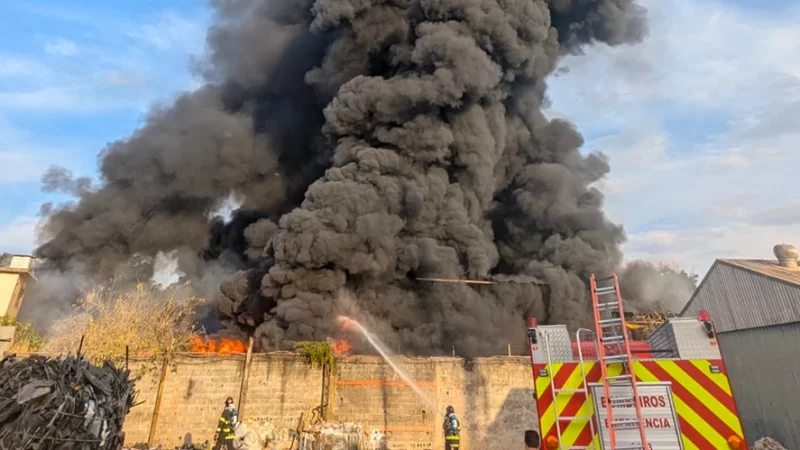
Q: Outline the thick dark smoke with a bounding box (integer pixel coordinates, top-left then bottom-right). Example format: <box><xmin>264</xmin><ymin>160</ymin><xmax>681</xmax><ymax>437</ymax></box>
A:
<box><xmin>34</xmin><ymin>0</ymin><xmax>649</xmax><ymax>356</ymax></box>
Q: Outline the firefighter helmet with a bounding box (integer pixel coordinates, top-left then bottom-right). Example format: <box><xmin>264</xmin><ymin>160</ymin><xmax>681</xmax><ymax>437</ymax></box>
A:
<box><xmin>225</xmin><ymin>396</ymin><xmax>234</xmax><ymax>405</ymax></box>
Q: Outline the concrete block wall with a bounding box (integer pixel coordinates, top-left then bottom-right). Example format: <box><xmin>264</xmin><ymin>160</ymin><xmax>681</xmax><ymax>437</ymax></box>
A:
<box><xmin>333</xmin><ymin>356</ymin><xmax>538</xmax><ymax>450</ymax></box>
<box><xmin>156</xmin><ymin>355</ymin><xmax>246</xmax><ymax>445</ymax></box>
<box><xmin>240</xmin><ymin>354</ymin><xmax>324</xmax><ymax>430</ymax></box>
<box><xmin>121</xmin><ymin>354</ymin><xmax>537</xmax><ymax>449</ymax></box>
<box><xmin>122</xmin><ymin>359</ymin><xmax>162</xmax><ymax>444</ymax></box>
<box><xmin>123</xmin><ymin>355</ymin><xmax>247</xmax><ymax>446</ymax></box>
<box><xmin>334</xmin><ymin>356</ymin><xmax>441</xmax><ymax>449</ymax></box>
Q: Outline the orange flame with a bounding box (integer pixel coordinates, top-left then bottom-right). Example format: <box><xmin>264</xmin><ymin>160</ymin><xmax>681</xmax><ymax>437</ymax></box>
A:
<box><xmin>332</xmin><ymin>339</ymin><xmax>353</xmax><ymax>356</ymax></box>
<box><xmin>191</xmin><ymin>335</ymin><xmax>248</xmax><ymax>354</ymax></box>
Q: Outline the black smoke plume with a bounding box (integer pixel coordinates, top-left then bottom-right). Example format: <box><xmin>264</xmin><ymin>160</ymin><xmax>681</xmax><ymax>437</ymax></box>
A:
<box><xmin>34</xmin><ymin>0</ymin><xmax>649</xmax><ymax>356</ymax></box>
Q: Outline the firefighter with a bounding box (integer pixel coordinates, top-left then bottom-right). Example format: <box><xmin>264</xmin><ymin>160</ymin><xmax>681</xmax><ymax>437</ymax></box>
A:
<box><xmin>212</xmin><ymin>397</ymin><xmax>238</xmax><ymax>450</ymax></box>
<box><xmin>442</xmin><ymin>405</ymin><xmax>461</xmax><ymax>449</ymax></box>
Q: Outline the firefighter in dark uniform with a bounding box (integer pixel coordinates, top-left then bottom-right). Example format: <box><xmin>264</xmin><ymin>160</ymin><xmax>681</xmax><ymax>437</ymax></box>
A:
<box><xmin>442</xmin><ymin>405</ymin><xmax>461</xmax><ymax>449</ymax></box>
<box><xmin>213</xmin><ymin>397</ymin><xmax>238</xmax><ymax>450</ymax></box>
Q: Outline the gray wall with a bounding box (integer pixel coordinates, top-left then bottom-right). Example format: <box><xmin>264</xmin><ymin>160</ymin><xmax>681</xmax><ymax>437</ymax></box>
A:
<box><xmin>718</xmin><ymin>323</ymin><xmax>800</xmax><ymax>447</ymax></box>
<box><xmin>682</xmin><ymin>262</ymin><xmax>800</xmax><ymax>332</ymax></box>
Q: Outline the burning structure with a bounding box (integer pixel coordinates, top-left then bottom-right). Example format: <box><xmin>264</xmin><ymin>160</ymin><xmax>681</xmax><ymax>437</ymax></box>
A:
<box><xmin>33</xmin><ymin>0</ymin><xmax>652</xmax><ymax>356</ymax></box>
<box><xmin>191</xmin><ymin>334</ymin><xmax>248</xmax><ymax>355</ymax></box>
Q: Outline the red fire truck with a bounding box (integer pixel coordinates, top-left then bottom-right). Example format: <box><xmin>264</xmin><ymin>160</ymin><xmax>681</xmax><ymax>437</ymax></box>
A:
<box><xmin>527</xmin><ymin>273</ymin><xmax>748</xmax><ymax>450</ymax></box>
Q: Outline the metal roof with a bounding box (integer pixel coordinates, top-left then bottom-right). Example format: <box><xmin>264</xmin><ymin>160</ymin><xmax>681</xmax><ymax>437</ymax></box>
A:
<box><xmin>680</xmin><ymin>259</ymin><xmax>800</xmax><ymax>332</ymax></box>
<box><xmin>0</xmin><ymin>254</ymin><xmax>35</xmax><ymax>276</ymax></box>
<box><xmin>718</xmin><ymin>259</ymin><xmax>800</xmax><ymax>287</ymax></box>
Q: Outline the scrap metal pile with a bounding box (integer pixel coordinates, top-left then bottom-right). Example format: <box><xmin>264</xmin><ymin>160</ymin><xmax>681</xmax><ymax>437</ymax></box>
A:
<box><xmin>228</xmin><ymin>418</ymin><xmax>381</xmax><ymax>450</ymax></box>
<box><xmin>0</xmin><ymin>354</ymin><xmax>138</xmax><ymax>450</ymax></box>
<box><xmin>298</xmin><ymin>422</ymin><xmax>380</xmax><ymax>450</ymax></box>
<box><xmin>754</xmin><ymin>437</ymin><xmax>788</xmax><ymax>450</ymax></box>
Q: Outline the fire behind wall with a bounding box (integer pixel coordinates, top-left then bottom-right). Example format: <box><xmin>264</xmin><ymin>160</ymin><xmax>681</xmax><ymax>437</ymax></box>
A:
<box><xmin>33</xmin><ymin>0</ymin><xmax>652</xmax><ymax>356</ymax></box>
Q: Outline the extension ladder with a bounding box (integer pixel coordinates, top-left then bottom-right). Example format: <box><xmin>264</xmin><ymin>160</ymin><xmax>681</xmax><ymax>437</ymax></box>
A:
<box><xmin>590</xmin><ymin>273</ymin><xmax>649</xmax><ymax>450</ymax></box>
<box><xmin>541</xmin><ymin>328</ymin><xmax>597</xmax><ymax>449</ymax></box>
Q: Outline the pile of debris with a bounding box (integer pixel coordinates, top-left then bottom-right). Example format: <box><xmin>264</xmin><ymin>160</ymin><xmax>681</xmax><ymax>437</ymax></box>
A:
<box><xmin>298</xmin><ymin>422</ymin><xmax>378</xmax><ymax>450</ymax></box>
<box><xmin>230</xmin><ymin>418</ymin><xmax>380</xmax><ymax>450</ymax></box>
<box><xmin>123</xmin><ymin>444</ymin><xmax>207</xmax><ymax>450</ymax></box>
<box><xmin>234</xmin><ymin>419</ymin><xmax>282</xmax><ymax>450</ymax></box>
<box><xmin>753</xmin><ymin>437</ymin><xmax>788</xmax><ymax>450</ymax></box>
<box><xmin>0</xmin><ymin>354</ymin><xmax>138</xmax><ymax>449</ymax></box>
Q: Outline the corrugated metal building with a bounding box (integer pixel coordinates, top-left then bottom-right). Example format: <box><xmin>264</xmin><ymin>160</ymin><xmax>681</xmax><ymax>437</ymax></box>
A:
<box><xmin>680</xmin><ymin>246</ymin><xmax>800</xmax><ymax>448</ymax></box>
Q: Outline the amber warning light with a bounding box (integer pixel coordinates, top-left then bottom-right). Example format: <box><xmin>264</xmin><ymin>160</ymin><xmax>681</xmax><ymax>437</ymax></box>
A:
<box><xmin>727</xmin><ymin>435</ymin><xmax>744</xmax><ymax>449</ymax></box>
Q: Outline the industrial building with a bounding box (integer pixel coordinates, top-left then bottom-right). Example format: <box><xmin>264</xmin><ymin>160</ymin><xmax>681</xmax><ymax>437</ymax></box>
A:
<box><xmin>680</xmin><ymin>244</ymin><xmax>800</xmax><ymax>448</ymax></box>
<box><xmin>0</xmin><ymin>254</ymin><xmax>35</xmax><ymax>319</ymax></box>
<box><xmin>0</xmin><ymin>254</ymin><xmax>36</xmax><ymax>353</ymax></box>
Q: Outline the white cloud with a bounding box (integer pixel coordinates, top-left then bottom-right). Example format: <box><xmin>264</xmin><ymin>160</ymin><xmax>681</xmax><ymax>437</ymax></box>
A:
<box><xmin>104</xmin><ymin>71</ymin><xmax>151</xmax><ymax>87</ymax></box>
<box><xmin>0</xmin><ymin>8</ymin><xmax>207</xmax><ymax>115</ymax></box>
<box><xmin>550</xmin><ymin>0</ymin><xmax>800</xmax><ymax>127</ymax></box>
<box><xmin>747</xmin><ymin>201</ymin><xmax>800</xmax><ymax>227</ymax></box>
<box><xmin>703</xmin><ymin>153</ymin><xmax>750</xmax><ymax>171</ymax></box>
<box><xmin>0</xmin><ymin>87</ymin><xmax>135</xmax><ymax>113</ymax></box>
<box><xmin>592</xmin><ymin>125</ymin><xmax>669</xmax><ymax>172</ymax></box>
<box><xmin>593</xmin><ymin>177</ymin><xmax>635</xmax><ymax>197</ymax></box>
<box><xmin>0</xmin><ymin>57</ymin><xmax>47</xmax><ymax>78</ymax></box>
<box><xmin>44</xmin><ymin>38</ymin><xmax>79</xmax><ymax>57</ymax></box>
<box><xmin>547</xmin><ymin>0</ymin><xmax>800</xmax><ymax>276</ymax></box>
<box><xmin>626</xmin><ymin>223</ymin><xmax>800</xmax><ymax>278</ymax></box>
<box><xmin>0</xmin><ymin>117</ymin><xmax>85</xmax><ymax>183</ymax></box>
<box><xmin>0</xmin><ymin>152</ymin><xmax>47</xmax><ymax>183</ymax></box>
<box><xmin>0</xmin><ymin>216</ymin><xmax>39</xmax><ymax>255</ymax></box>
<box><xmin>0</xmin><ymin>118</ymin><xmax>47</xmax><ymax>183</ymax></box>
<box><xmin>127</xmin><ymin>11</ymin><xmax>207</xmax><ymax>54</ymax></box>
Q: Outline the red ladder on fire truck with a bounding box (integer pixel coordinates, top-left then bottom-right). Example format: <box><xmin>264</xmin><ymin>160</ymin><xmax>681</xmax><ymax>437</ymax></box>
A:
<box><xmin>590</xmin><ymin>273</ymin><xmax>649</xmax><ymax>450</ymax></box>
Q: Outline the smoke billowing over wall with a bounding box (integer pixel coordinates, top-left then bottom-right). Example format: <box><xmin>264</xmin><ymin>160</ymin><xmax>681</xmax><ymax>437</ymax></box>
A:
<box><xmin>34</xmin><ymin>0</ymin><xmax>650</xmax><ymax>356</ymax></box>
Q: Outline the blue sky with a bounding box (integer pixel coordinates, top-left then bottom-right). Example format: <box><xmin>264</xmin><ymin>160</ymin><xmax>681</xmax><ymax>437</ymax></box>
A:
<box><xmin>1</xmin><ymin>0</ymin><xmax>799</xmax><ymax>278</ymax></box>
<box><xmin>0</xmin><ymin>1</ymin><xmax>209</xmax><ymax>245</ymax></box>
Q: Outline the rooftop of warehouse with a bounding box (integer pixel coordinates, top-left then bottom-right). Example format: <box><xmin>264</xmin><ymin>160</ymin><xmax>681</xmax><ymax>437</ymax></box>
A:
<box><xmin>0</xmin><ymin>254</ymin><xmax>36</xmax><ymax>279</ymax></box>
<box><xmin>718</xmin><ymin>259</ymin><xmax>800</xmax><ymax>287</ymax></box>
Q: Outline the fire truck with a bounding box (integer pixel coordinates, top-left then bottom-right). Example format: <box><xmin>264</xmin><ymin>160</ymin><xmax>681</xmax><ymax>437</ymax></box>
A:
<box><xmin>527</xmin><ymin>273</ymin><xmax>748</xmax><ymax>450</ymax></box>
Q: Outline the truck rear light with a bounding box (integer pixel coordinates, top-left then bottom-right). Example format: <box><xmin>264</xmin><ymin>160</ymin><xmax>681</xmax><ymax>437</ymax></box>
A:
<box><xmin>727</xmin><ymin>435</ymin><xmax>744</xmax><ymax>449</ymax></box>
<box><xmin>703</xmin><ymin>320</ymin><xmax>714</xmax><ymax>338</ymax></box>
<box><xmin>545</xmin><ymin>436</ymin><xmax>559</xmax><ymax>450</ymax></box>
<box><xmin>527</xmin><ymin>318</ymin><xmax>538</xmax><ymax>343</ymax></box>
<box><xmin>698</xmin><ymin>310</ymin><xmax>715</xmax><ymax>338</ymax></box>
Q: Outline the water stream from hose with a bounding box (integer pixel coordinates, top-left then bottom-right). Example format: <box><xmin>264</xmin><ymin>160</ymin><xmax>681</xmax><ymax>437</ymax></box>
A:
<box><xmin>337</xmin><ymin>316</ymin><xmax>443</xmax><ymax>417</ymax></box>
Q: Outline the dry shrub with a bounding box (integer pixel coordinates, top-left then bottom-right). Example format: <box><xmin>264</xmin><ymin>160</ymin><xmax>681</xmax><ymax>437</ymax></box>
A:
<box><xmin>44</xmin><ymin>282</ymin><xmax>203</xmax><ymax>364</ymax></box>
<box><xmin>0</xmin><ymin>316</ymin><xmax>46</xmax><ymax>353</ymax></box>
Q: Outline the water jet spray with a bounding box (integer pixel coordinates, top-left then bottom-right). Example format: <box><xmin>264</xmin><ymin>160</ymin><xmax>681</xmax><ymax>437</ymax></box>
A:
<box><xmin>337</xmin><ymin>316</ymin><xmax>443</xmax><ymax>417</ymax></box>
